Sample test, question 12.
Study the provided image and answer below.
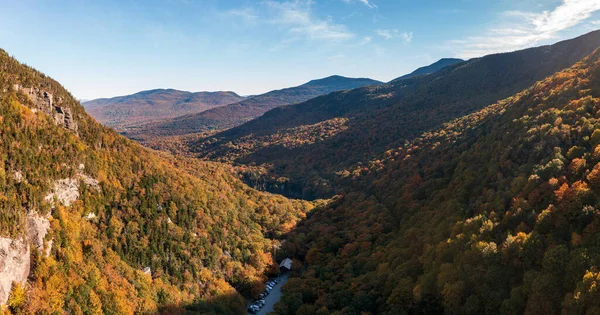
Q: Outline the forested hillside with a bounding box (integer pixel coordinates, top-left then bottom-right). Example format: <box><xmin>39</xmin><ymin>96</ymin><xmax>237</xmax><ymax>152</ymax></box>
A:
<box><xmin>188</xmin><ymin>30</ymin><xmax>600</xmax><ymax>200</ymax></box>
<box><xmin>0</xmin><ymin>49</ymin><xmax>315</xmax><ymax>314</ymax></box>
<box><xmin>272</xmin><ymin>47</ymin><xmax>600</xmax><ymax>314</ymax></box>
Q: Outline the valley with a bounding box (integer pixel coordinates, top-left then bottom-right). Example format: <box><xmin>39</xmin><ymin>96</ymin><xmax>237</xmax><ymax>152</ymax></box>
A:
<box><xmin>2</xmin><ymin>2</ymin><xmax>600</xmax><ymax>314</ymax></box>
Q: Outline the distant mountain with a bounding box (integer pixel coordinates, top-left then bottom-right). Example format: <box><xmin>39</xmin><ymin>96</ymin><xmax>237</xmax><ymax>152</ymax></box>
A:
<box><xmin>124</xmin><ymin>76</ymin><xmax>383</xmax><ymax>138</ymax></box>
<box><xmin>83</xmin><ymin>89</ymin><xmax>245</xmax><ymax>130</ymax></box>
<box><xmin>188</xmin><ymin>30</ymin><xmax>600</xmax><ymax>200</ymax></box>
<box><xmin>392</xmin><ymin>58</ymin><xmax>464</xmax><ymax>81</ymax></box>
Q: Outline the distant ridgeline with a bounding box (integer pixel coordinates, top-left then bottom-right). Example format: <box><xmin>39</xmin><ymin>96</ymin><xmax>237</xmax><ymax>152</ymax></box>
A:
<box><xmin>0</xmin><ymin>49</ymin><xmax>314</xmax><ymax>314</ymax></box>
<box><xmin>121</xmin><ymin>75</ymin><xmax>383</xmax><ymax>141</ymax></box>
<box><xmin>188</xmin><ymin>30</ymin><xmax>600</xmax><ymax>200</ymax></box>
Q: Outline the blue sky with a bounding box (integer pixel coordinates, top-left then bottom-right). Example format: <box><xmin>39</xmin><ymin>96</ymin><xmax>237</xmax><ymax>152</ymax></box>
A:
<box><xmin>1</xmin><ymin>0</ymin><xmax>599</xmax><ymax>100</ymax></box>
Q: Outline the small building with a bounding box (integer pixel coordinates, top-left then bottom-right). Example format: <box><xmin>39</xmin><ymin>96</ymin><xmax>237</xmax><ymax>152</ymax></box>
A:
<box><xmin>279</xmin><ymin>258</ymin><xmax>292</xmax><ymax>272</ymax></box>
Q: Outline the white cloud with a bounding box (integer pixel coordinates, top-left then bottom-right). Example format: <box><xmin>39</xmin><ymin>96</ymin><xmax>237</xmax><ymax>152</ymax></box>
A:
<box><xmin>358</xmin><ymin>0</ymin><xmax>377</xmax><ymax>9</ymax></box>
<box><xmin>360</xmin><ymin>36</ymin><xmax>372</xmax><ymax>45</ymax></box>
<box><xmin>265</xmin><ymin>0</ymin><xmax>354</xmax><ymax>41</ymax></box>
<box><xmin>341</xmin><ymin>0</ymin><xmax>377</xmax><ymax>9</ymax></box>
<box><xmin>400</xmin><ymin>32</ymin><xmax>413</xmax><ymax>43</ymax></box>
<box><xmin>376</xmin><ymin>29</ymin><xmax>393</xmax><ymax>39</ymax></box>
<box><xmin>452</xmin><ymin>0</ymin><xmax>600</xmax><ymax>59</ymax></box>
<box><xmin>375</xmin><ymin>29</ymin><xmax>413</xmax><ymax>43</ymax></box>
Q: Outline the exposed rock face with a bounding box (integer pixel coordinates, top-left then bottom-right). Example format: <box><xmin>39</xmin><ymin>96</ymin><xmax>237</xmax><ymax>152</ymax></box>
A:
<box><xmin>27</xmin><ymin>211</ymin><xmax>50</xmax><ymax>251</ymax></box>
<box><xmin>44</xmin><ymin>167</ymin><xmax>101</xmax><ymax>207</ymax></box>
<box><xmin>13</xmin><ymin>84</ymin><xmax>78</xmax><ymax>132</ymax></box>
<box><xmin>44</xmin><ymin>178</ymin><xmax>79</xmax><ymax>207</ymax></box>
<box><xmin>79</xmin><ymin>173</ymin><xmax>100</xmax><ymax>191</ymax></box>
<box><xmin>0</xmin><ymin>238</ymin><xmax>30</xmax><ymax>305</ymax></box>
<box><xmin>0</xmin><ymin>166</ymin><xmax>101</xmax><ymax>305</ymax></box>
<box><xmin>12</xmin><ymin>171</ymin><xmax>23</xmax><ymax>183</ymax></box>
<box><xmin>45</xmin><ymin>240</ymin><xmax>53</xmax><ymax>258</ymax></box>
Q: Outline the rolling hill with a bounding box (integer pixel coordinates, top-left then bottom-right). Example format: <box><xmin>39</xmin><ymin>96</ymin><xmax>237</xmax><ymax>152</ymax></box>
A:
<box><xmin>272</xmin><ymin>40</ymin><xmax>600</xmax><ymax>315</ymax></box>
<box><xmin>123</xmin><ymin>75</ymin><xmax>382</xmax><ymax>139</ymax></box>
<box><xmin>188</xmin><ymin>30</ymin><xmax>600</xmax><ymax>200</ymax></box>
<box><xmin>83</xmin><ymin>89</ymin><xmax>245</xmax><ymax>131</ymax></box>
<box><xmin>0</xmin><ymin>49</ymin><xmax>315</xmax><ymax>314</ymax></box>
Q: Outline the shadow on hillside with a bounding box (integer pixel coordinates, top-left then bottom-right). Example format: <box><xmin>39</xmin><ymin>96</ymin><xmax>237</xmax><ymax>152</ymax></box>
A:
<box><xmin>161</xmin><ymin>292</ymin><xmax>246</xmax><ymax>315</ymax></box>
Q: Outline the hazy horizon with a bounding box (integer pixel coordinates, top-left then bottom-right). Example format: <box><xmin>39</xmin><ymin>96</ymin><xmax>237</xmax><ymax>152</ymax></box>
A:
<box><xmin>1</xmin><ymin>0</ymin><xmax>599</xmax><ymax>100</ymax></box>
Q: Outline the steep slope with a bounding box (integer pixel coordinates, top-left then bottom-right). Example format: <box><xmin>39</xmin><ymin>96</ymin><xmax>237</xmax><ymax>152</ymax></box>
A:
<box><xmin>0</xmin><ymin>49</ymin><xmax>315</xmax><ymax>314</ymax></box>
<box><xmin>123</xmin><ymin>75</ymin><xmax>382</xmax><ymax>139</ymax></box>
<box><xmin>392</xmin><ymin>58</ymin><xmax>463</xmax><ymax>81</ymax></box>
<box><xmin>273</xmin><ymin>46</ymin><xmax>600</xmax><ymax>315</ymax></box>
<box><xmin>83</xmin><ymin>89</ymin><xmax>244</xmax><ymax>130</ymax></box>
<box><xmin>190</xmin><ymin>30</ymin><xmax>600</xmax><ymax>200</ymax></box>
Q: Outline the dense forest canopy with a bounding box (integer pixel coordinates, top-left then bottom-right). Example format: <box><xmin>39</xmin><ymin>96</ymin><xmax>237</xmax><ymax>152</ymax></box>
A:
<box><xmin>0</xmin><ymin>48</ymin><xmax>316</xmax><ymax>314</ymax></box>
<box><xmin>270</xmin><ymin>47</ymin><xmax>600</xmax><ymax>315</ymax></box>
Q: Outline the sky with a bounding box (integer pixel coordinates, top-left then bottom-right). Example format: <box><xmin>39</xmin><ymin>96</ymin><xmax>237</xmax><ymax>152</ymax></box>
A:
<box><xmin>1</xmin><ymin>0</ymin><xmax>599</xmax><ymax>100</ymax></box>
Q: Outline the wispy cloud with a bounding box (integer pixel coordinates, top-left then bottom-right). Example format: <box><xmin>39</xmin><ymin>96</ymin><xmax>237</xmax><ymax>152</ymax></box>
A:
<box><xmin>451</xmin><ymin>0</ymin><xmax>600</xmax><ymax>58</ymax></box>
<box><xmin>265</xmin><ymin>0</ymin><xmax>354</xmax><ymax>42</ymax></box>
<box><xmin>375</xmin><ymin>29</ymin><xmax>413</xmax><ymax>43</ymax></box>
<box><xmin>360</xmin><ymin>36</ymin><xmax>372</xmax><ymax>45</ymax></box>
<box><xmin>358</xmin><ymin>0</ymin><xmax>377</xmax><ymax>9</ymax></box>
<box><xmin>342</xmin><ymin>0</ymin><xmax>377</xmax><ymax>9</ymax></box>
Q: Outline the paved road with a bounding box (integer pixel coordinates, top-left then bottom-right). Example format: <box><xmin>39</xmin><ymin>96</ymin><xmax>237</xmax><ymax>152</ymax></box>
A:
<box><xmin>248</xmin><ymin>274</ymin><xmax>289</xmax><ymax>315</ymax></box>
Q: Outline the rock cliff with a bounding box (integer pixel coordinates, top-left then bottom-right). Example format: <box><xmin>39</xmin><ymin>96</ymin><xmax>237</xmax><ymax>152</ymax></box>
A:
<box><xmin>13</xmin><ymin>84</ymin><xmax>78</xmax><ymax>132</ymax></box>
<box><xmin>0</xmin><ymin>238</ymin><xmax>30</xmax><ymax>305</ymax></box>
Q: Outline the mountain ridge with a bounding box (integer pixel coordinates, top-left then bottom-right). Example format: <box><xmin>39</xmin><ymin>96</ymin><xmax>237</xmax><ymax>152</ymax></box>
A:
<box><xmin>392</xmin><ymin>57</ymin><xmax>464</xmax><ymax>81</ymax></box>
<box><xmin>123</xmin><ymin>75</ymin><xmax>383</xmax><ymax>139</ymax></box>
<box><xmin>83</xmin><ymin>89</ymin><xmax>245</xmax><ymax>130</ymax></box>
<box><xmin>186</xmin><ymin>30</ymin><xmax>600</xmax><ymax>200</ymax></box>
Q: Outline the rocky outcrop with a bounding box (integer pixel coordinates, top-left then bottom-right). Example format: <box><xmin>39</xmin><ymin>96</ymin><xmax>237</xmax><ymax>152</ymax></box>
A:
<box><xmin>27</xmin><ymin>211</ymin><xmax>50</xmax><ymax>252</ymax></box>
<box><xmin>12</xmin><ymin>171</ymin><xmax>23</xmax><ymax>183</ymax></box>
<box><xmin>43</xmin><ymin>168</ymin><xmax>100</xmax><ymax>207</ymax></box>
<box><xmin>0</xmin><ymin>238</ymin><xmax>30</xmax><ymax>305</ymax></box>
<box><xmin>44</xmin><ymin>178</ymin><xmax>79</xmax><ymax>207</ymax></box>
<box><xmin>0</xmin><ymin>166</ymin><xmax>101</xmax><ymax>305</ymax></box>
<box><xmin>79</xmin><ymin>173</ymin><xmax>100</xmax><ymax>191</ymax></box>
<box><xmin>13</xmin><ymin>84</ymin><xmax>78</xmax><ymax>132</ymax></box>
